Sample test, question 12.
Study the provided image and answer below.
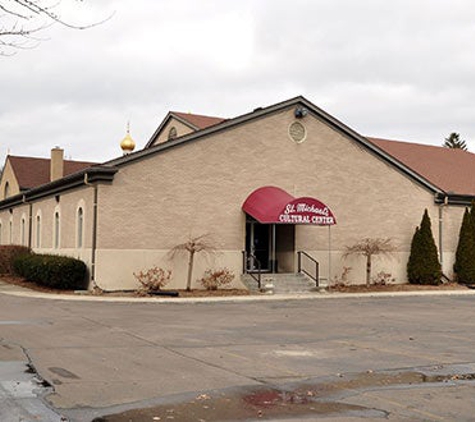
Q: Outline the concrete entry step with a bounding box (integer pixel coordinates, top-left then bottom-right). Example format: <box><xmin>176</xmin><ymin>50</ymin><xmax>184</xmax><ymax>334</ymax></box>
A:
<box><xmin>242</xmin><ymin>272</ymin><xmax>319</xmax><ymax>294</ymax></box>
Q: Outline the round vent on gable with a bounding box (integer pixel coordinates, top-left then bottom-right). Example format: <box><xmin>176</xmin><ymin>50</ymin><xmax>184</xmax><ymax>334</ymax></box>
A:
<box><xmin>168</xmin><ymin>127</ymin><xmax>177</xmax><ymax>140</ymax></box>
<box><xmin>289</xmin><ymin>121</ymin><xmax>306</xmax><ymax>143</ymax></box>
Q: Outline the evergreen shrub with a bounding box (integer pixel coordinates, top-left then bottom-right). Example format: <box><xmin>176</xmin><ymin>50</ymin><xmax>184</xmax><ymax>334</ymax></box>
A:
<box><xmin>0</xmin><ymin>245</ymin><xmax>31</xmax><ymax>275</ymax></box>
<box><xmin>407</xmin><ymin>209</ymin><xmax>441</xmax><ymax>285</ymax></box>
<box><xmin>454</xmin><ymin>208</ymin><xmax>475</xmax><ymax>284</ymax></box>
<box><xmin>13</xmin><ymin>254</ymin><xmax>87</xmax><ymax>290</ymax></box>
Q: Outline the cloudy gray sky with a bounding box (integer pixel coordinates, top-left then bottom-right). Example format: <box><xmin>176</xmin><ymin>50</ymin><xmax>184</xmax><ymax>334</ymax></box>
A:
<box><xmin>1</xmin><ymin>0</ymin><xmax>475</xmax><ymax>164</ymax></box>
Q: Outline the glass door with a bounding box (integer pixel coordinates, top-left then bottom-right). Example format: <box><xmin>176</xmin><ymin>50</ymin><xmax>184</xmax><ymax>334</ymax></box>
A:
<box><xmin>245</xmin><ymin>218</ymin><xmax>270</xmax><ymax>272</ymax></box>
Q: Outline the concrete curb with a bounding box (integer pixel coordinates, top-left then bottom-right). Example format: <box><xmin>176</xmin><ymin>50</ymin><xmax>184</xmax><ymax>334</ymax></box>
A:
<box><xmin>1</xmin><ymin>283</ymin><xmax>475</xmax><ymax>304</ymax></box>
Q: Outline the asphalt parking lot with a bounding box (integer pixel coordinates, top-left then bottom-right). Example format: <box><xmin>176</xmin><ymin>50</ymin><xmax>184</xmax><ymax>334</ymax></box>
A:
<box><xmin>1</xmin><ymin>287</ymin><xmax>475</xmax><ymax>421</ymax></box>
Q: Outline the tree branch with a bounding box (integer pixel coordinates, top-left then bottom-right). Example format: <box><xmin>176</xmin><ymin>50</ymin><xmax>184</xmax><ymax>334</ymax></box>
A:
<box><xmin>0</xmin><ymin>0</ymin><xmax>114</xmax><ymax>54</ymax></box>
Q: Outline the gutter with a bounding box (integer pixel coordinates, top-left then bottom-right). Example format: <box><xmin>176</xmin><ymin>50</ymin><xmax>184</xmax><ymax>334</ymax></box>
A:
<box><xmin>434</xmin><ymin>192</ymin><xmax>475</xmax><ymax>206</ymax></box>
<box><xmin>0</xmin><ymin>166</ymin><xmax>117</xmax><ymax>211</ymax></box>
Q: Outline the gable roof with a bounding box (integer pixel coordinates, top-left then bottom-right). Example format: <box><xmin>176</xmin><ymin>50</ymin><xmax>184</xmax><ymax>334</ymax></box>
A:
<box><xmin>171</xmin><ymin>112</ymin><xmax>226</xmax><ymax>130</ymax></box>
<box><xmin>4</xmin><ymin>96</ymin><xmax>475</xmax><ymax>208</ymax></box>
<box><xmin>369</xmin><ymin>137</ymin><xmax>475</xmax><ymax>197</ymax></box>
<box><xmin>144</xmin><ymin>111</ymin><xmax>226</xmax><ymax>148</ymax></box>
<box><xmin>117</xmin><ymin>96</ymin><xmax>445</xmax><ymax>197</ymax></box>
<box><xmin>8</xmin><ymin>155</ymin><xmax>97</xmax><ymax>190</ymax></box>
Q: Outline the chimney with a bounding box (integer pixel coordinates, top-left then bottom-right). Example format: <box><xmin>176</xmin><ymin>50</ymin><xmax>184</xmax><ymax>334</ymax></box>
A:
<box><xmin>50</xmin><ymin>147</ymin><xmax>64</xmax><ymax>182</ymax></box>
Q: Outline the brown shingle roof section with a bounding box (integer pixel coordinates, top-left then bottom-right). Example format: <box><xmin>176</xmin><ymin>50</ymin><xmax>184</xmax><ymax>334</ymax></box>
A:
<box><xmin>171</xmin><ymin>111</ymin><xmax>226</xmax><ymax>130</ymax></box>
<box><xmin>9</xmin><ymin>156</ymin><xmax>97</xmax><ymax>190</ymax></box>
<box><xmin>368</xmin><ymin>137</ymin><xmax>475</xmax><ymax>196</ymax></box>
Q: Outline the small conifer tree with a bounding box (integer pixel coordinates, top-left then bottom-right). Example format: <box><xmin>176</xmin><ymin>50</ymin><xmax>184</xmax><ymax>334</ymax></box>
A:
<box><xmin>454</xmin><ymin>208</ymin><xmax>475</xmax><ymax>284</ymax></box>
<box><xmin>443</xmin><ymin>132</ymin><xmax>468</xmax><ymax>150</ymax></box>
<box><xmin>407</xmin><ymin>227</ymin><xmax>421</xmax><ymax>282</ymax></box>
<box><xmin>407</xmin><ymin>209</ymin><xmax>441</xmax><ymax>285</ymax></box>
<box><xmin>470</xmin><ymin>200</ymin><xmax>475</xmax><ymax>239</ymax></box>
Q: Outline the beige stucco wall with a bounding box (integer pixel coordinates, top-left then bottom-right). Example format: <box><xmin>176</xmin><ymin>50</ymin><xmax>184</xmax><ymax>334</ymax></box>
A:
<box><xmin>95</xmin><ymin>249</ymin><xmax>245</xmax><ymax>291</ymax></box>
<box><xmin>93</xmin><ymin>106</ymin><xmax>465</xmax><ymax>289</ymax></box>
<box><xmin>30</xmin><ymin>187</ymin><xmax>94</xmax><ymax>254</ymax></box>
<box><xmin>152</xmin><ymin>118</ymin><xmax>195</xmax><ymax>146</ymax></box>
<box><xmin>0</xmin><ymin>106</ymin><xmax>468</xmax><ymax>291</ymax></box>
<box><xmin>0</xmin><ymin>186</ymin><xmax>95</xmax><ymax>283</ymax></box>
<box><xmin>0</xmin><ymin>159</ymin><xmax>20</xmax><ymax>199</ymax></box>
<box><xmin>438</xmin><ymin>204</ymin><xmax>465</xmax><ymax>278</ymax></box>
<box><xmin>0</xmin><ymin>203</ymin><xmax>30</xmax><ymax>246</ymax></box>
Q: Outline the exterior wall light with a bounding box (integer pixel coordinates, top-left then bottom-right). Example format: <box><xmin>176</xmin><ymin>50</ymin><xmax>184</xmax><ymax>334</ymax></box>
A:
<box><xmin>294</xmin><ymin>107</ymin><xmax>308</xmax><ymax>118</ymax></box>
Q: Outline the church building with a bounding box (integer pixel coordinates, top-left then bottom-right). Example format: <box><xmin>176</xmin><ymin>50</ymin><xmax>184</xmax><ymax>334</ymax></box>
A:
<box><xmin>0</xmin><ymin>96</ymin><xmax>473</xmax><ymax>290</ymax></box>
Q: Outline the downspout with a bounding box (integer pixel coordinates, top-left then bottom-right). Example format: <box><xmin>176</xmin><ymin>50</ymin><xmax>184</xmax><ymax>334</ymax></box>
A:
<box><xmin>84</xmin><ymin>173</ymin><xmax>99</xmax><ymax>289</ymax></box>
<box><xmin>22</xmin><ymin>195</ymin><xmax>32</xmax><ymax>249</ymax></box>
<box><xmin>28</xmin><ymin>202</ymin><xmax>32</xmax><ymax>249</ymax></box>
<box><xmin>438</xmin><ymin>195</ymin><xmax>448</xmax><ymax>275</ymax></box>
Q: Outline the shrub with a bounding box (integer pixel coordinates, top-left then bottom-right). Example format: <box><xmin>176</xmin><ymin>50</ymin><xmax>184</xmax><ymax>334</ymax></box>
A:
<box><xmin>371</xmin><ymin>271</ymin><xmax>395</xmax><ymax>286</ymax></box>
<box><xmin>407</xmin><ymin>209</ymin><xmax>441</xmax><ymax>285</ymax></box>
<box><xmin>0</xmin><ymin>245</ymin><xmax>31</xmax><ymax>275</ymax></box>
<box><xmin>332</xmin><ymin>266</ymin><xmax>352</xmax><ymax>287</ymax></box>
<box><xmin>198</xmin><ymin>268</ymin><xmax>235</xmax><ymax>290</ymax></box>
<box><xmin>133</xmin><ymin>267</ymin><xmax>171</xmax><ymax>295</ymax></box>
<box><xmin>454</xmin><ymin>208</ymin><xmax>475</xmax><ymax>284</ymax></box>
<box><xmin>13</xmin><ymin>254</ymin><xmax>87</xmax><ymax>290</ymax></box>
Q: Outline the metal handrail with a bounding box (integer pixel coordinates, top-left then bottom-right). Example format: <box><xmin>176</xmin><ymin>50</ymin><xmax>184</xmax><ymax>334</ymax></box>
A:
<box><xmin>242</xmin><ymin>250</ymin><xmax>262</xmax><ymax>289</ymax></box>
<box><xmin>297</xmin><ymin>251</ymin><xmax>319</xmax><ymax>288</ymax></box>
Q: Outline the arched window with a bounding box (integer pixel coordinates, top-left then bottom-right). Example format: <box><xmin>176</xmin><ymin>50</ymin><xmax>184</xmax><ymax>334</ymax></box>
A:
<box><xmin>54</xmin><ymin>212</ymin><xmax>60</xmax><ymax>249</ymax></box>
<box><xmin>21</xmin><ymin>218</ymin><xmax>26</xmax><ymax>246</ymax></box>
<box><xmin>168</xmin><ymin>126</ymin><xmax>177</xmax><ymax>140</ymax></box>
<box><xmin>77</xmin><ymin>208</ymin><xmax>83</xmax><ymax>248</ymax></box>
<box><xmin>4</xmin><ymin>182</ymin><xmax>9</xmax><ymax>199</ymax></box>
<box><xmin>36</xmin><ymin>215</ymin><xmax>41</xmax><ymax>248</ymax></box>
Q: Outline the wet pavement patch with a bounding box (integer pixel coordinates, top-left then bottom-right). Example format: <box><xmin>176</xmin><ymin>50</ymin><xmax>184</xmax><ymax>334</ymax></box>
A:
<box><xmin>93</xmin><ymin>364</ymin><xmax>475</xmax><ymax>421</ymax></box>
<box><xmin>48</xmin><ymin>367</ymin><xmax>81</xmax><ymax>379</ymax></box>
<box><xmin>92</xmin><ymin>386</ymin><xmax>378</xmax><ymax>421</ymax></box>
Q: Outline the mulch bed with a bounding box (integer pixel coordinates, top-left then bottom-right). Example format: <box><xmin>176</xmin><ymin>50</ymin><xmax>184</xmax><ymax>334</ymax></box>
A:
<box><xmin>0</xmin><ymin>275</ymin><xmax>250</xmax><ymax>297</ymax></box>
<box><xmin>0</xmin><ymin>275</ymin><xmax>470</xmax><ymax>297</ymax></box>
<box><xmin>329</xmin><ymin>282</ymin><xmax>469</xmax><ymax>293</ymax></box>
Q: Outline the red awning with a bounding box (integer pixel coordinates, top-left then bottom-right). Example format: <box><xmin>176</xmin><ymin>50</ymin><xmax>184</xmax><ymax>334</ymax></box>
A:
<box><xmin>242</xmin><ymin>186</ymin><xmax>336</xmax><ymax>225</ymax></box>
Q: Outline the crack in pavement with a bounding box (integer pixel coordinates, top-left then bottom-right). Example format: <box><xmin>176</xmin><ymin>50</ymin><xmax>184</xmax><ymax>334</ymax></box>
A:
<box><xmin>0</xmin><ymin>338</ymin><xmax>67</xmax><ymax>421</ymax></box>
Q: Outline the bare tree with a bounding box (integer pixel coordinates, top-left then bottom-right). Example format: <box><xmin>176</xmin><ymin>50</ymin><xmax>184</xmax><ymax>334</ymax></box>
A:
<box><xmin>168</xmin><ymin>234</ymin><xmax>217</xmax><ymax>291</ymax></box>
<box><xmin>343</xmin><ymin>238</ymin><xmax>397</xmax><ymax>287</ymax></box>
<box><xmin>0</xmin><ymin>0</ymin><xmax>111</xmax><ymax>54</ymax></box>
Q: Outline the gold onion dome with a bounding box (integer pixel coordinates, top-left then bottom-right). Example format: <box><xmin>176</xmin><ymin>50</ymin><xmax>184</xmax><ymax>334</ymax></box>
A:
<box><xmin>120</xmin><ymin>130</ymin><xmax>136</xmax><ymax>154</ymax></box>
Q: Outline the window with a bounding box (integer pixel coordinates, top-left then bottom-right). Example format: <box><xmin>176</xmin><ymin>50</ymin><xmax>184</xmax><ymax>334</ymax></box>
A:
<box><xmin>9</xmin><ymin>221</ymin><xmax>12</xmax><ymax>244</ymax></box>
<box><xmin>168</xmin><ymin>126</ymin><xmax>177</xmax><ymax>140</ymax></box>
<box><xmin>21</xmin><ymin>218</ymin><xmax>26</xmax><ymax>246</ymax></box>
<box><xmin>36</xmin><ymin>215</ymin><xmax>41</xmax><ymax>248</ymax></box>
<box><xmin>54</xmin><ymin>212</ymin><xmax>60</xmax><ymax>249</ymax></box>
<box><xmin>4</xmin><ymin>182</ymin><xmax>9</xmax><ymax>199</ymax></box>
<box><xmin>77</xmin><ymin>208</ymin><xmax>83</xmax><ymax>248</ymax></box>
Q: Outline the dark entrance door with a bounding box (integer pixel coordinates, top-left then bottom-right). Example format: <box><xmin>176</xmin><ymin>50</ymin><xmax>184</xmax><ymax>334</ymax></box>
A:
<box><xmin>245</xmin><ymin>218</ymin><xmax>270</xmax><ymax>271</ymax></box>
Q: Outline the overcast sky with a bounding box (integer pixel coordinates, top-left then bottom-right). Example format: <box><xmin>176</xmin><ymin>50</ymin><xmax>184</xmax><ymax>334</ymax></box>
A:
<box><xmin>1</xmin><ymin>0</ymin><xmax>475</xmax><ymax>163</ymax></box>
